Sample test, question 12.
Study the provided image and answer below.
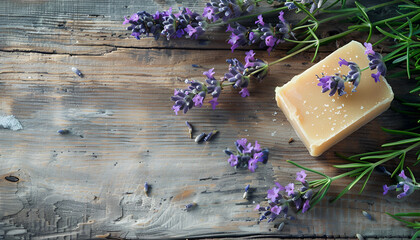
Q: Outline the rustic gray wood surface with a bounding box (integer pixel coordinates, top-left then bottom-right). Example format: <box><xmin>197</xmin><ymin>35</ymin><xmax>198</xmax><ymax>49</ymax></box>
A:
<box><xmin>0</xmin><ymin>0</ymin><xmax>418</xmax><ymax>239</ymax></box>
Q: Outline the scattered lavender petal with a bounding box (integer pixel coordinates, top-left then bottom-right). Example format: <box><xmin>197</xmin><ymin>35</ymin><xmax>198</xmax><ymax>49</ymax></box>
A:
<box><xmin>57</xmin><ymin>129</ymin><xmax>70</xmax><ymax>135</ymax></box>
<box><xmin>185</xmin><ymin>121</ymin><xmax>193</xmax><ymax>138</ymax></box>
<box><xmin>144</xmin><ymin>182</ymin><xmax>149</xmax><ymax>196</ymax></box>
<box><xmin>71</xmin><ymin>67</ymin><xmax>84</xmax><ymax>78</ymax></box>
<box><xmin>204</xmin><ymin>130</ymin><xmax>218</xmax><ymax>142</ymax></box>
<box><xmin>362</xmin><ymin>211</ymin><xmax>373</xmax><ymax>221</ymax></box>
<box><xmin>185</xmin><ymin>202</ymin><xmax>197</xmax><ymax>211</ymax></box>
<box><xmin>195</xmin><ymin>132</ymin><xmax>206</xmax><ymax>143</ymax></box>
<box><xmin>5</xmin><ymin>176</ymin><xmax>19</xmax><ymax>182</ymax></box>
<box><xmin>277</xmin><ymin>222</ymin><xmax>285</xmax><ymax>231</ymax></box>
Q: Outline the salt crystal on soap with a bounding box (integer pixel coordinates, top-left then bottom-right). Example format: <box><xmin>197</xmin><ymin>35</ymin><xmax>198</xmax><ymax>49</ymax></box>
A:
<box><xmin>275</xmin><ymin>41</ymin><xmax>393</xmax><ymax>156</ymax></box>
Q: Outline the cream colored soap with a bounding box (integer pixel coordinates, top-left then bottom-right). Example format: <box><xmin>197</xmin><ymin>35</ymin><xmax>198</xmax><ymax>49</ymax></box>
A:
<box><xmin>275</xmin><ymin>41</ymin><xmax>394</xmax><ymax>156</ymax></box>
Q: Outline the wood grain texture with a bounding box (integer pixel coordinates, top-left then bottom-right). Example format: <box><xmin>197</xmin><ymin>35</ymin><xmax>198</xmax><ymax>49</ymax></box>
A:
<box><xmin>0</xmin><ymin>0</ymin><xmax>418</xmax><ymax>239</ymax></box>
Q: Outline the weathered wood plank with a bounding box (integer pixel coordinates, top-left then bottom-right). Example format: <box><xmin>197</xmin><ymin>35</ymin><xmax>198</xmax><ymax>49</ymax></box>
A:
<box><xmin>0</xmin><ymin>47</ymin><xmax>418</xmax><ymax>239</ymax></box>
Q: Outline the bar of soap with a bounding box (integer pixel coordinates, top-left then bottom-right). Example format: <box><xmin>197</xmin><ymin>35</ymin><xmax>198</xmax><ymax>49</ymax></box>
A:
<box><xmin>275</xmin><ymin>41</ymin><xmax>394</xmax><ymax>156</ymax></box>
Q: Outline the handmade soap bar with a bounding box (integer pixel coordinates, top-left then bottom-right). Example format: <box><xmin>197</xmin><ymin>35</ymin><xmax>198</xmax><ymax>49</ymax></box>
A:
<box><xmin>275</xmin><ymin>41</ymin><xmax>394</xmax><ymax>156</ymax></box>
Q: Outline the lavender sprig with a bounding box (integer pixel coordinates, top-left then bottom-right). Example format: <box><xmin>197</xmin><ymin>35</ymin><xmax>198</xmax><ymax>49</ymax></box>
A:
<box><xmin>224</xmin><ymin>138</ymin><xmax>268</xmax><ymax>172</ymax></box>
<box><xmin>124</xmin><ymin>7</ymin><xmax>206</xmax><ymax>40</ymax></box>
<box><xmin>224</xmin><ymin>50</ymin><xmax>268</xmax><ymax>98</ymax></box>
<box><xmin>383</xmin><ymin>170</ymin><xmax>419</xmax><ymax>199</ymax></box>
<box><xmin>171</xmin><ymin>68</ymin><xmax>220</xmax><ymax>115</ymax></box>
<box><xmin>171</xmin><ymin>51</ymin><xmax>267</xmax><ymax>114</ymax></box>
<box><xmin>203</xmin><ymin>0</ymin><xmax>256</xmax><ymax>22</ymax></box>
<box><xmin>256</xmin><ymin>170</ymin><xmax>313</xmax><ymax>224</ymax></box>
<box><xmin>317</xmin><ymin>42</ymin><xmax>386</xmax><ymax>96</ymax></box>
<box><xmin>226</xmin><ymin>11</ymin><xmax>293</xmax><ymax>54</ymax></box>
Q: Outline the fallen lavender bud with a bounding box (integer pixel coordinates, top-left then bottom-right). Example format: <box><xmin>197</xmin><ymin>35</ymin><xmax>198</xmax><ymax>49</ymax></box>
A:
<box><xmin>5</xmin><ymin>176</ymin><xmax>19</xmax><ymax>182</ymax></box>
<box><xmin>195</xmin><ymin>132</ymin><xmax>206</xmax><ymax>143</ymax></box>
<box><xmin>144</xmin><ymin>182</ymin><xmax>149</xmax><ymax>196</ymax></box>
<box><xmin>204</xmin><ymin>130</ymin><xmax>218</xmax><ymax>142</ymax></box>
<box><xmin>277</xmin><ymin>222</ymin><xmax>285</xmax><ymax>231</ymax></box>
<box><xmin>226</xmin><ymin>138</ymin><xmax>268</xmax><ymax>172</ymax></box>
<box><xmin>243</xmin><ymin>184</ymin><xmax>250</xmax><ymax>199</ymax></box>
<box><xmin>57</xmin><ymin>129</ymin><xmax>70</xmax><ymax>135</ymax></box>
<box><xmin>185</xmin><ymin>121</ymin><xmax>193</xmax><ymax>138</ymax></box>
<box><xmin>362</xmin><ymin>211</ymin><xmax>373</xmax><ymax>221</ymax></box>
<box><xmin>71</xmin><ymin>67</ymin><xmax>83</xmax><ymax>78</ymax></box>
<box><xmin>185</xmin><ymin>202</ymin><xmax>197</xmax><ymax>211</ymax></box>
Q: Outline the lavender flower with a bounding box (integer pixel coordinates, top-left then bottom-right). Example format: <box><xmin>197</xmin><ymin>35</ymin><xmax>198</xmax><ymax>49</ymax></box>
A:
<box><xmin>203</xmin><ymin>0</ymin><xmax>255</xmax><ymax>22</ymax></box>
<box><xmin>125</xmin><ymin>7</ymin><xmax>205</xmax><ymax>41</ymax></box>
<box><xmin>124</xmin><ymin>11</ymin><xmax>165</xmax><ymax>40</ymax></box>
<box><xmin>285</xmin><ymin>183</ymin><xmax>295</xmax><ymax>196</ymax></box>
<box><xmin>317</xmin><ymin>74</ymin><xmax>347</xmax><ymax>96</ymax></box>
<box><xmin>162</xmin><ymin>7</ymin><xmax>206</xmax><ymax>40</ymax></box>
<box><xmin>224</xmin><ymin>138</ymin><xmax>269</xmax><ymax>172</ymax></box>
<box><xmin>226</xmin><ymin>12</ymin><xmax>293</xmax><ymax>53</ymax></box>
<box><xmin>399</xmin><ymin>170</ymin><xmax>408</xmax><ymax>180</ymax></box>
<box><xmin>338</xmin><ymin>58</ymin><xmax>361</xmax><ymax>92</ymax></box>
<box><xmin>267</xmin><ymin>187</ymin><xmax>280</xmax><ymax>202</ymax></box>
<box><xmin>256</xmin><ymin>173</ymin><xmax>315</xmax><ymax>225</ymax></box>
<box><xmin>364</xmin><ymin>42</ymin><xmax>387</xmax><ymax>82</ymax></box>
<box><xmin>296</xmin><ymin>170</ymin><xmax>307</xmax><ymax>183</ymax></box>
<box><xmin>317</xmin><ymin>42</ymin><xmax>386</xmax><ymax>96</ymax></box>
<box><xmin>383</xmin><ymin>170</ymin><xmax>417</xmax><ymax>199</ymax></box>
<box><xmin>224</xmin><ymin>50</ymin><xmax>268</xmax><ymax>98</ymax></box>
<box><xmin>302</xmin><ymin>200</ymin><xmax>310</xmax><ymax>213</ymax></box>
<box><xmin>171</xmin><ymin>69</ymin><xmax>221</xmax><ymax>114</ymax></box>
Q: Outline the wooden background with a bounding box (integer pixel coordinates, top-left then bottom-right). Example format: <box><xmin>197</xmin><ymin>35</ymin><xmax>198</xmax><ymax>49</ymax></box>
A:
<box><xmin>0</xmin><ymin>0</ymin><xmax>418</xmax><ymax>239</ymax></box>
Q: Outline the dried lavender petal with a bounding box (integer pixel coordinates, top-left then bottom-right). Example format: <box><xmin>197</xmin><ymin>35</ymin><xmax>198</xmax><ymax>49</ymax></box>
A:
<box><xmin>362</xmin><ymin>211</ymin><xmax>373</xmax><ymax>221</ymax></box>
<box><xmin>5</xmin><ymin>176</ymin><xmax>19</xmax><ymax>182</ymax></box>
<box><xmin>204</xmin><ymin>130</ymin><xmax>218</xmax><ymax>142</ymax></box>
<box><xmin>277</xmin><ymin>222</ymin><xmax>285</xmax><ymax>231</ymax></box>
<box><xmin>57</xmin><ymin>129</ymin><xmax>70</xmax><ymax>135</ymax></box>
<box><xmin>185</xmin><ymin>121</ymin><xmax>193</xmax><ymax>138</ymax></box>
<box><xmin>195</xmin><ymin>132</ymin><xmax>206</xmax><ymax>143</ymax></box>
<box><xmin>185</xmin><ymin>202</ymin><xmax>197</xmax><ymax>211</ymax></box>
<box><xmin>71</xmin><ymin>67</ymin><xmax>83</xmax><ymax>78</ymax></box>
<box><xmin>144</xmin><ymin>182</ymin><xmax>149</xmax><ymax>196</ymax></box>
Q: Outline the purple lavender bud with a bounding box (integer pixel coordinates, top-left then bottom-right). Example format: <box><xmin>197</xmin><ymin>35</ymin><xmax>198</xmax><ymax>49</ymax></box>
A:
<box><xmin>258</xmin><ymin>214</ymin><xmax>267</xmax><ymax>222</ymax></box>
<box><xmin>57</xmin><ymin>129</ymin><xmax>70</xmax><ymax>135</ymax></box>
<box><xmin>303</xmin><ymin>189</ymin><xmax>313</xmax><ymax>200</ymax></box>
<box><xmin>362</xmin><ymin>211</ymin><xmax>373</xmax><ymax>221</ymax></box>
<box><xmin>185</xmin><ymin>202</ymin><xmax>197</xmax><ymax>211</ymax></box>
<box><xmin>195</xmin><ymin>132</ymin><xmax>206</xmax><ymax>143</ymax></box>
<box><xmin>318</xmin><ymin>74</ymin><xmax>347</xmax><ymax>97</ymax></box>
<box><xmin>302</xmin><ymin>200</ymin><xmax>310</xmax><ymax>213</ymax></box>
<box><xmin>203</xmin><ymin>0</ymin><xmax>255</xmax><ymax>22</ymax></box>
<box><xmin>204</xmin><ymin>130</ymin><xmax>218</xmax><ymax>142</ymax></box>
<box><xmin>144</xmin><ymin>182</ymin><xmax>149</xmax><ymax>196</ymax></box>
<box><xmin>259</xmin><ymin>149</ymin><xmax>269</xmax><ymax>164</ymax></box>
<box><xmin>185</xmin><ymin>121</ymin><xmax>193</xmax><ymax>138</ymax></box>
<box><xmin>71</xmin><ymin>67</ymin><xmax>83</xmax><ymax>78</ymax></box>
<box><xmin>228</xmin><ymin>154</ymin><xmax>239</xmax><ymax>167</ymax></box>
<box><xmin>224</xmin><ymin>149</ymin><xmax>233</xmax><ymax>156</ymax></box>
<box><xmin>375</xmin><ymin>165</ymin><xmax>391</xmax><ymax>175</ymax></box>
<box><xmin>345</xmin><ymin>62</ymin><xmax>361</xmax><ymax>92</ymax></box>
<box><xmin>277</xmin><ymin>222</ymin><xmax>285</xmax><ymax>231</ymax></box>
<box><xmin>243</xmin><ymin>184</ymin><xmax>250</xmax><ymax>199</ymax></box>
